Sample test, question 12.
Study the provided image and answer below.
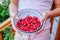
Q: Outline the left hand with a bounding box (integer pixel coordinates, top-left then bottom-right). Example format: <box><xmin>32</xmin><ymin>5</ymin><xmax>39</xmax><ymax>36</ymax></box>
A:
<box><xmin>35</xmin><ymin>12</ymin><xmax>50</xmax><ymax>34</ymax></box>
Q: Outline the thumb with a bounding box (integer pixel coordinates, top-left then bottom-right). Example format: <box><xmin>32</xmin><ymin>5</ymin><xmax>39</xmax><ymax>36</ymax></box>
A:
<box><xmin>41</xmin><ymin>11</ymin><xmax>50</xmax><ymax>21</ymax></box>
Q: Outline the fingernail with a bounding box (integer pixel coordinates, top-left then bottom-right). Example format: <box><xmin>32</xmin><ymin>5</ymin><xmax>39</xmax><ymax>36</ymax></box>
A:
<box><xmin>14</xmin><ymin>16</ymin><xmax>18</xmax><ymax>19</ymax></box>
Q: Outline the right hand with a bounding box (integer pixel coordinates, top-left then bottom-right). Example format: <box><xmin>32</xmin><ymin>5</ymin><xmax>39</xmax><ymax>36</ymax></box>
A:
<box><xmin>9</xmin><ymin>3</ymin><xmax>19</xmax><ymax>33</ymax></box>
<box><xmin>9</xmin><ymin>3</ymin><xmax>23</xmax><ymax>35</ymax></box>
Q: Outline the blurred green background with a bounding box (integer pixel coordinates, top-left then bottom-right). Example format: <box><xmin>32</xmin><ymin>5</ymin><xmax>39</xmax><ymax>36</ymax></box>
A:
<box><xmin>0</xmin><ymin>0</ymin><xmax>14</xmax><ymax>40</ymax></box>
<box><xmin>0</xmin><ymin>0</ymin><xmax>10</xmax><ymax>22</ymax></box>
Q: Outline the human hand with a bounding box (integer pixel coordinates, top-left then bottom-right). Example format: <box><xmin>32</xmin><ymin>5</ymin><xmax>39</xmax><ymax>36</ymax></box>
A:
<box><xmin>9</xmin><ymin>3</ymin><xmax>23</xmax><ymax>36</ymax></box>
<box><xmin>35</xmin><ymin>12</ymin><xmax>50</xmax><ymax>34</ymax></box>
<box><xmin>9</xmin><ymin>3</ymin><xmax>17</xmax><ymax>31</ymax></box>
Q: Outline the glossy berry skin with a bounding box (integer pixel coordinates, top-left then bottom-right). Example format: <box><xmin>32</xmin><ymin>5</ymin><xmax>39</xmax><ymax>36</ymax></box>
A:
<box><xmin>16</xmin><ymin>16</ymin><xmax>41</xmax><ymax>33</ymax></box>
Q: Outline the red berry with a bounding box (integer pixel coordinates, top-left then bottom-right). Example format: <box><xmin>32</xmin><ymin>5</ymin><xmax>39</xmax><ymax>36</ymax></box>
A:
<box><xmin>16</xmin><ymin>16</ymin><xmax>41</xmax><ymax>32</ymax></box>
<box><xmin>23</xmin><ymin>26</ymin><xmax>28</xmax><ymax>31</ymax></box>
<box><xmin>33</xmin><ymin>16</ymin><xmax>38</xmax><ymax>20</ymax></box>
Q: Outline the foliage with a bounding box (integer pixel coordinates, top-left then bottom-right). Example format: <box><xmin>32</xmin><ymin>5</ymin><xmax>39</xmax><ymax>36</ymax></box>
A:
<box><xmin>0</xmin><ymin>0</ymin><xmax>14</xmax><ymax>40</ymax></box>
<box><xmin>0</xmin><ymin>0</ymin><xmax>10</xmax><ymax>22</ymax></box>
<box><xmin>2</xmin><ymin>26</ymin><xmax>14</xmax><ymax>40</ymax></box>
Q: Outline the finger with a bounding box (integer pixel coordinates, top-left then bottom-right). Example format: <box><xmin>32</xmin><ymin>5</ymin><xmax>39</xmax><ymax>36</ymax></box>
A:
<box><xmin>16</xmin><ymin>32</ymin><xmax>23</xmax><ymax>36</ymax></box>
<box><xmin>41</xmin><ymin>11</ymin><xmax>49</xmax><ymax>21</ymax></box>
<box><xmin>11</xmin><ymin>18</ymin><xmax>18</xmax><ymax>32</ymax></box>
<box><xmin>13</xmin><ymin>16</ymin><xmax>19</xmax><ymax>20</ymax></box>
<box><xmin>42</xmin><ymin>18</ymin><xmax>47</xmax><ymax>28</ymax></box>
<box><xmin>15</xmin><ymin>32</ymin><xmax>23</xmax><ymax>37</ymax></box>
<box><xmin>35</xmin><ymin>18</ymin><xmax>47</xmax><ymax>34</ymax></box>
<box><xmin>11</xmin><ymin>17</ymin><xmax>23</xmax><ymax>36</ymax></box>
<box><xmin>11</xmin><ymin>17</ymin><xmax>22</xmax><ymax>33</ymax></box>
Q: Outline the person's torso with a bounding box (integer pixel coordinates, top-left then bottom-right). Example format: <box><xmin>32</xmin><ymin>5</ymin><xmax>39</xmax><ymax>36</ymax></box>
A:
<box><xmin>16</xmin><ymin>0</ymin><xmax>53</xmax><ymax>40</ymax></box>
<box><xmin>18</xmin><ymin>0</ymin><xmax>53</xmax><ymax>13</ymax></box>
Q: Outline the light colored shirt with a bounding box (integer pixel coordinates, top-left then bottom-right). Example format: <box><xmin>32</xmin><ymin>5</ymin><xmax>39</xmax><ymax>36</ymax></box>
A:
<box><xmin>14</xmin><ymin>0</ymin><xmax>53</xmax><ymax>40</ymax></box>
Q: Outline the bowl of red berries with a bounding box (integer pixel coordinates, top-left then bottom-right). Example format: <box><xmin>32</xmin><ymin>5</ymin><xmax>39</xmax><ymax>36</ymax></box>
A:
<box><xmin>13</xmin><ymin>9</ymin><xmax>43</xmax><ymax>34</ymax></box>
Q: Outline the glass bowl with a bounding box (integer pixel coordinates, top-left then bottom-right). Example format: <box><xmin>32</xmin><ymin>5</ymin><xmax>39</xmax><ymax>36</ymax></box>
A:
<box><xmin>13</xmin><ymin>9</ymin><xmax>43</xmax><ymax>35</ymax></box>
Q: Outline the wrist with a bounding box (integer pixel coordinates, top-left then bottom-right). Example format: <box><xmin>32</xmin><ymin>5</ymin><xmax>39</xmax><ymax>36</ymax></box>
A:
<box><xmin>10</xmin><ymin>3</ymin><xmax>18</xmax><ymax>7</ymax></box>
<box><xmin>41</xmin><ymin>11</ymin><xmax>50</xmax><ymax>21</ymax></box>
<box><xmin>11</xmin><ymin>0</ymin><xmax>19</xmax><ymax>6</ymax></box>
<box><xmin>46</xmin><ymin>11</ymin><xmax>53</xmax><ymax>18</ymax></box>
<box><xmin>45</xmin><ymin>12</ymin><xmax>50</xmax><ymax>19</ymax></box>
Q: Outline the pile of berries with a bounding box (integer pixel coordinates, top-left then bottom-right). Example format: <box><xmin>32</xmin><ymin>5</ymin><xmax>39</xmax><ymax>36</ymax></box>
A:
<box><xmin>16</xmin><ymin>16</ymin><xmax>41</xmax><ymax>33</ymax></box>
